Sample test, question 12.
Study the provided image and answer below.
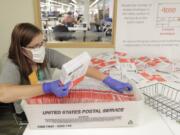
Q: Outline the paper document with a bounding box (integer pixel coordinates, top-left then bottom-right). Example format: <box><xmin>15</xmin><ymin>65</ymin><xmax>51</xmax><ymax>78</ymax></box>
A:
<box><xmin>60</xmin><ymin>52</ymin><xmax>91</xmax><ymax>88</ymax></box>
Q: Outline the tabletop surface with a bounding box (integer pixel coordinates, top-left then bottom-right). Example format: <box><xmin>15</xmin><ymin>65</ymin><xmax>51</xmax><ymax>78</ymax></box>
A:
<box><xmin>68</xmin><ymin>27</ymin><xmax>88</xmax><ymax>31</ymax></box>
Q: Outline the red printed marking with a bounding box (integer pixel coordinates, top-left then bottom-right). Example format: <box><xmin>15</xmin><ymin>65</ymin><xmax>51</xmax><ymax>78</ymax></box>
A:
<box><xmin>27</xmin><ymin>89</ymin><xmax>136</xmax><ymax>104</ymax></box>
<box><xmin>119</xmin><ymin>58</ymin><xmax>130</xmax><ymax>63</ymax></box>
<box><xmin>161</xmin><ymin>7</ymin><xmax>176</xmax><ymax>13</ymax></box>
<box><xmin>72</xmin><ymin>76</ymin><xmax>84</xmax><ymax>87</ymax></box>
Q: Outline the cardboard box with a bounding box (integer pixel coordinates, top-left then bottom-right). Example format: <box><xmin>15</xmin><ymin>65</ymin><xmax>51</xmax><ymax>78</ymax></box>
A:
<box><xmin>21</xmin><ymin>84</ymin><xmax>143</xmax><ymax>129</ymax></box>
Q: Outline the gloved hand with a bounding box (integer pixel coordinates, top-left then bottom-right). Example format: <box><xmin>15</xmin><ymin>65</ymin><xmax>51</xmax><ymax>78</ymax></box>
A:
<box><xmin>102</xmin><ymin>76</ymin><xmax>133</xmax><ymax>93</ymax></box>
<box><xmin>42</xmin><ymin>80</ymin><xmax>71</xmax><ymax>97</ymax></box>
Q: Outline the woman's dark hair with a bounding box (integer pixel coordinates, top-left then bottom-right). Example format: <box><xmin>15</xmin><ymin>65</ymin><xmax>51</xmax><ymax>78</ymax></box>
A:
<box><xmin>8</xmin><ymin>23</ymin><xmax>46</xmax><ymax>82</ymax></box>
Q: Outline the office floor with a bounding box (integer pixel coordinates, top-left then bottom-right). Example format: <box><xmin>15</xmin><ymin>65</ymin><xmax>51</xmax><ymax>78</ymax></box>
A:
<box><xmin>0</xmin><ymin>111</ymin><xmax>26</xmax><ymax>135</ymax></box>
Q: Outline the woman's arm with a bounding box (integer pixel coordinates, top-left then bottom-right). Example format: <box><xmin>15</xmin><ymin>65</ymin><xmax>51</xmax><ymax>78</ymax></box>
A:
<box><xmin>86</xmin><ymin>66</ymin><xmax>133</xmax><ymax>92</ymax></box>
<box><xmin>0</xmin><ymin>84</ymin><xmax>44</xmax><ymax>103</ymax></box>
<box><xmin>86</xmin><ymin>66</ymin><xmax>107</xmax><ymax>81</ymax></box>
<box><xmin>0</xmin><ymin>80</ymin><xmax>71</xmax><ymax>103</ymax></box>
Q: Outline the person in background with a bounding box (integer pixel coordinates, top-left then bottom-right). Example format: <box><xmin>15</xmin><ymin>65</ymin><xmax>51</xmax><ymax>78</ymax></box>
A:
<box><xmin>0</xmin><ymin>23</ymin><xmax>132</xmax><ymax>104</ymax></box>
<box><xmin>74</xmin><ymin>10</ymin><xmax>79</xmax><ymax>19</ymax></box>
<box><xmin>62</xmin><ymin>11</ymin><xmax>77</xmax><ymax>27</ymax></box>
<box><xmin>77</xmin><ymin>14</ymin><xmax>83</xmax><ymax>24</ymax></box>
<box><xmin>94</xmin><ymin>14</ymin><xmax>101</xmax><ymax>32</ymax></box>
<box><xmin>58</xmin><ymin>14</ymin><xmax>63</xmax><ymax>24</ymax></box>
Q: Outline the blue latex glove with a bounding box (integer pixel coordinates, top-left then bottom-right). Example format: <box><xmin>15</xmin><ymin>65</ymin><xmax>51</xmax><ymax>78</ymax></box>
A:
<box><xmin>42</xmin><ymin>80</ymin><xmax>71</xmax><ymax>97</ymax></box>
<box><xmin>103</xmin><ymin>76</ymin><xmax>133</xmax><ymax>92</ymax></box>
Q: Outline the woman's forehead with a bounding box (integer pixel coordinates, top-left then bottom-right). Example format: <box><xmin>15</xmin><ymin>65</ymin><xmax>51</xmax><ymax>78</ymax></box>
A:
<box><xmin>30</xmin><ymin>34</ymin><xmax>43</xmax><ymax>44</ymax></box>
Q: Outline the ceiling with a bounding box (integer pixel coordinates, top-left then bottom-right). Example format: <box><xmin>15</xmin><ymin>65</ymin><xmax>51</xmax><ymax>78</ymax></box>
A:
<box><xmin>41</xmin><ymin>0</ymin><xmax>97</xmax><ymax>5</ymax></box>
<box><xmin>74</xmin><ymin>0</ymin><xmax>96</xmax><ymax>4</ymax></box>
<box><xmin>41</xmin><ymin>0</ymin><xmax>99</xmax><ymax>6</ymax></box>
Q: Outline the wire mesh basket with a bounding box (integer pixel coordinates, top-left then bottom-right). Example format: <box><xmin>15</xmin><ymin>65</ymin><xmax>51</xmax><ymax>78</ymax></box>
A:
<box><xmin>139</xmin><ymin>83</ymin><xmax>180</xmax><ymax>122</ymax></box>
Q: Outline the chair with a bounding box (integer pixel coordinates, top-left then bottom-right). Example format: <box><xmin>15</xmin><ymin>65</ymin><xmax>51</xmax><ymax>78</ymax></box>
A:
<box><xmin>0</xmin><ymin>54</ymin><xmax>15</xmax><ymax>112</ymax></box>
<box><xmin>0</xmin><ymin>54</ymin><xmax>28</xmax><ymax>125</ymax></box>
<box><xmin>0</xmin><ymin>103</ymin><xmax>15</xmax><ymax>113</ymax></box>
<box><xmin>53</xmin><ymin>24</ymin><xmax>75</xmax><ymax>41</ymax></box>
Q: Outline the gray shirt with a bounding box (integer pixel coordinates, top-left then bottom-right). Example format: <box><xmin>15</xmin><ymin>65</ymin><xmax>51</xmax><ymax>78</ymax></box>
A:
<box><xmin>0</xmin><ymin>48</ymin><xmax>70</xmax><ymax>113</ymax></box>
<box><xmin>0</xmin><ymin>48</ymin><xmax>71</xmax><ymax>84</ymax></box>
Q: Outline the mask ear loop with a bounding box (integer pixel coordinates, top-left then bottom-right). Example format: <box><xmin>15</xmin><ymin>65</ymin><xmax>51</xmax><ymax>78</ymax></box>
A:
<box><xmin>21</xmin><ymin>47</ymin><xmax>33</xmax><ymax>60</ymax></box>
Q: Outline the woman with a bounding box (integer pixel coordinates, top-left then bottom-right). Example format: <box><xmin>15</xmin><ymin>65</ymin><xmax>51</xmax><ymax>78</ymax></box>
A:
<box><xmin>0</xmin><ymin>23</ymin><xmax>132</xmax><ymax>103</ymax></box>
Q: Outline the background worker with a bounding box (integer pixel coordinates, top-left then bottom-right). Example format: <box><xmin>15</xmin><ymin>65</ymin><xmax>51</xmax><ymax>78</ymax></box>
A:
<box><xmin>62</xmin><ymin>11</ymin><xmax>77</xmax><ymax>27</ymax></box>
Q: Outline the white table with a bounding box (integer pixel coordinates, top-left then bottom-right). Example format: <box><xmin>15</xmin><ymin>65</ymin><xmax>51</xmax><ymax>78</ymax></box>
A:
<box><xmin>68</xmin><ymin>27</ymin><xmax>88</xmax><ymax>31</ymax></box>
<box><xmin>160</xmin><ymin>114</ymin><xmax>180</xmax><ymax>135</ymax></box>
<box><xmin>23</xmin><ymin>104</ymin><xmax>179</xmax><ymax>135</ymax></box>
<box><xmin>68</xmin><ymin>27</ymin><xmax>88</xmax><ymax>41</ymax></box>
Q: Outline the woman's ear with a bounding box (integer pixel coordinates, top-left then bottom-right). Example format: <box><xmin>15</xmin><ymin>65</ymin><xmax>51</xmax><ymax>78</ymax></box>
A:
<box><xmin>21</xmin><ymin>47</ymin><xmax>33</xmax><ymax>60</ymax></box>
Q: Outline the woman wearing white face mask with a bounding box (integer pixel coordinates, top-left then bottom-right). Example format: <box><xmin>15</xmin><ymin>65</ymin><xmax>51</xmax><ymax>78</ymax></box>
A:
<box><xmin>0</xmin><ymin>23</ymin><xmax>132</xmax><ymax>104</ymax></box>
<box><xmin>23</xmin><ymin>45</ymin><xmax>46</xmax><ymax>63</ymax></box>
<box><xmin>0</xmin><ymin>23</ymin><xmax>74</xmax><ymax>104</ymax></box>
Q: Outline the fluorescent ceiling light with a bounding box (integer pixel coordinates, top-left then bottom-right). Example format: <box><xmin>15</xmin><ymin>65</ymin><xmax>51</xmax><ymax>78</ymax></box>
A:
<box><xmin>50</xmin><ymin>0</ymin><xmax>70</xmax><ymax>6</ymax></box>
<box><xmin>70</xmin><ymin>2</ymin><xmax>76</xmax><ymax>6</ymax></box>
<box><xmin>72</xmin><ymin>0</ymin><xmax>77</xmax><ymax>4</ymax></box>
<box><xmin>90</xmin><ymin>0</ymin><xmax>99</xmax><ymax>8</ymax></box>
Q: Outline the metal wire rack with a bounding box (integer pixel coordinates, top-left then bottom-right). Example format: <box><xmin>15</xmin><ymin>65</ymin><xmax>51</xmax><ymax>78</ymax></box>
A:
<box><xmin>139</xmin><ymin>83</ymin><xmax>180</xmax><ymax>122</ymax></box>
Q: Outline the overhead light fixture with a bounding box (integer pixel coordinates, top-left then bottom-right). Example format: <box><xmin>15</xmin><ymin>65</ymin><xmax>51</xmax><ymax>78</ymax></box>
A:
<box><xmin>72</xmin><ymin>0</ymin><xmax>77</xmax><ymax>4</ymax></box>
<box><xmin>50</xmin><ymin>0</ymin><xmax>70</xmax><ymax>6</ymax></box>
<box><xmin>90</xmin><ymin>0</ymin><xmax>99</xmax><ymax>8</ymax></box>
<box><xmin>70</xmin><ymin>2</ymin><xmax>76</xmax><ymax>7</ymax></box>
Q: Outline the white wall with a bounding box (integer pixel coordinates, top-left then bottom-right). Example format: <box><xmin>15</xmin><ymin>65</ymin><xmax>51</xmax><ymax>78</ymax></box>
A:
<box><xmin>0</xmin><ymin>0</ymin><xmax>113</xmax><ymax>62</ymax></box>
<box><xmin>0</xmin><ymin>0</ymin><xmax>34</xmax><ymax>59</ymax></box>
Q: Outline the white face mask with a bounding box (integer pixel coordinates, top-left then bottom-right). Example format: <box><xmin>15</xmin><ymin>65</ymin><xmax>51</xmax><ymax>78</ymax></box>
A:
<box><xmin>26</xmin><ymin>46</ymin><xmax>46</xmax><ymax>63</ymax></box>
